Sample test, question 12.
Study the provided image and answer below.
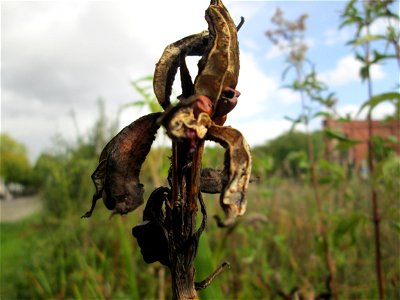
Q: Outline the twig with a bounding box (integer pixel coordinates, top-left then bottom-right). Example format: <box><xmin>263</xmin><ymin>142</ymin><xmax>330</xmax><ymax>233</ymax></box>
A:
<box><xmin>195</xmin><ymin>261</ymin><xmax>230</xmax><ymax>290</ymax></box>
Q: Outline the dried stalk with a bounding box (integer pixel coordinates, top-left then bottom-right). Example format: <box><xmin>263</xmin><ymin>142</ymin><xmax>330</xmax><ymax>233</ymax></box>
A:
<box><xmin>167</xmin><ymin>140</ymin><xmax>205</xmax><ymax>300</ymax></box>
<box><xmin>363</xmin><ymin>3</ymin><xmax>385</xmax><ymax>297</ymax></box>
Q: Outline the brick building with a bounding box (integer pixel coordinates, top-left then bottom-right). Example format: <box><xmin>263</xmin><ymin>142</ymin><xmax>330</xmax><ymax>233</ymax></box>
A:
<box><xmin>323</xmin><ymin>118</ymin><xmax>400</xmax><ymax>171</ymax></box>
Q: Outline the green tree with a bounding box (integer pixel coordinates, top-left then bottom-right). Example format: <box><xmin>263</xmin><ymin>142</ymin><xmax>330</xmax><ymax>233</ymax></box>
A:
<box><xmin>254</xmin><ymin>131</ymin><xmax>323</xmax><ymax>177</ymax></box>
<box><xmin>0</xmin><ymin>133</ymin><xmax>33</xmax><ymax>185</ymax></box>
<box><xmin>34</xmin><ymin>101</ymin><xmax>118</xmax><ymax>217</ymax></box>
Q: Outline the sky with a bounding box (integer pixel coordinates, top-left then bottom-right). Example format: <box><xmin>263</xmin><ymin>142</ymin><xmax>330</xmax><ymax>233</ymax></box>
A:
<box><xmin>1</xmin><ymin>0</ymin><xmax>399</xmax><ymax>162</ymax></box>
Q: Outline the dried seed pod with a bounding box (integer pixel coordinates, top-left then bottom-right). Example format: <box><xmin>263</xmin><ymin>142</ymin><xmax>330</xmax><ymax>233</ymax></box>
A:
<box><xmin>81</xmin><ymin>136</ymin><xmax>119</xmax><ymax>218</ymax></box>
<box><xmin>194</xmin><ymin>1</ymin><xmax>240</xmax><ymax>115</ymax></box>
<box><xmin>200</xmin><ymin>168</ymin><xmax>258</xmax><ymax>194</ymax></box>
<box><xmin>82</xmin><ymin>112</ymin><xmax>162</xmax><ymax>218</ymax></box>
<box><xmin>194</xmin><ymin>6</ymin><xmax>229</xmax><ymax>105</ymax></box>
<box><xmin>210</xmin><ymin>0</ymin><xmax>241</xmax><ymax>92</ymax></box>
<box><xmin>154</xmin><ymin>5</ymin><xmax>243</xmax><ymax>113</ymax></box>
<box><xmin>153</xmin><ymin>31</ymin><xmax>208</xmax><ymax>110</ymax></box>
<box><xmin>206</xmin><ymin>124</ymin><xmax>252</xmax><ymax>227</ymax></box>
<box><xmin>132</xmin><ymin>187</ymin><xmax>170</xmax><ymax>267</ymax></box>
<box><xmin>213</xmin><ymin>87</ymin><xmax>240</xmax><ymax>119</ymax></box>
<box><xmin>200</xmin><ymin>168</ymin><xmax>224</xmax><ymax>194</ymax></box>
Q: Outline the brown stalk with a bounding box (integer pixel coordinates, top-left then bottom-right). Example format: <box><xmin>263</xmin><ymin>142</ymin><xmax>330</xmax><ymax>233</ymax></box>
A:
<box><xmin>167</xmin><ymin>139</ymin><xmax>204</xmax><ymax>300</ymax></box>
<box><xmin>362</xmin><ymin>2</ymin><xmax>385</xmax><ymax>297</ymax></box>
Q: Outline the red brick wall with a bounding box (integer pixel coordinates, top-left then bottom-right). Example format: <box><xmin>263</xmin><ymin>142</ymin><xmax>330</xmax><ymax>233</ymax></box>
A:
<box><xmin>324</xmin><ymin>118</ymin><xmax>400</xmax><ymax>169</ymax></box>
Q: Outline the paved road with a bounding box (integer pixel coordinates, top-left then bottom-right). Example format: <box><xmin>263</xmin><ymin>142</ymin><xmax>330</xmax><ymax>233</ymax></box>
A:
<box><xmin>0</xmin><ymin>195</ymin><xmax>42</xmax><ymax>222</ymax></box>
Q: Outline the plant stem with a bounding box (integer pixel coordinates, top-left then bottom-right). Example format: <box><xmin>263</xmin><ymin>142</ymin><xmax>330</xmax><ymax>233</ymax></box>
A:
<box><xmin>308</xmin><ymin>124</ymin><xmax>339</xmax><ymax>300</ymax></box>
<box><xmin>363</xmin><ymin>3</ymin><xmax>385</xmax><ymax>297</ymax></box>
<box><xmin>167</xmin><ymin>140</ymin><xmax>205</xmax><ymax>300</ymax></box>
<box><xmin>297</xmin><ymin>65</ymin><xmax>338</xmax><ymax>300</ymax></box>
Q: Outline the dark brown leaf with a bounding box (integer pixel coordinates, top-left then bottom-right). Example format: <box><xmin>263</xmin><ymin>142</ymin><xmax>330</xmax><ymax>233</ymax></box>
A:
<box><xmin>82</xmin><ymin>112</ymin><xmax>162</xmax><ymax>218</ymax></box>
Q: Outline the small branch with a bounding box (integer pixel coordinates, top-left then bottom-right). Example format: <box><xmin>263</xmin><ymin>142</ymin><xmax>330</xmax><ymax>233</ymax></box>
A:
<box><xmin>195</xmin><ymin>261</ymin><xmax>230</xmax><ymax>290</ymax></box>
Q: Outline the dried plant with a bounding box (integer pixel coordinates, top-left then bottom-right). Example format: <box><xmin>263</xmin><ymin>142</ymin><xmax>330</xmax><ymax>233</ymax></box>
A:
<box><xmin>82</xmin><ymin>0</ymin><xmax>251</xmax><ymax>299</ymax></box>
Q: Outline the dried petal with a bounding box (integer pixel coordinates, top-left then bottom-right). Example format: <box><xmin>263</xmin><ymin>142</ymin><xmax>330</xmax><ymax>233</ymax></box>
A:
<box><xmin>167</xmin><ymin>108</ymin><xmax>212</xmax><ymax>140</ymax></box>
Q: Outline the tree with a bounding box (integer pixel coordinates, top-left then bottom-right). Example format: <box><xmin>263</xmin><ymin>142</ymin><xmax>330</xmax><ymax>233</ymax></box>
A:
<box><xmin>0</xmin><ymin>133</ymin><xmax>33</xmax><ymax>185</ymax></box>
<box><xmin>254</xmin><ymin>130</ymin><xmax>323</xmax><ymax>177</ymax></box>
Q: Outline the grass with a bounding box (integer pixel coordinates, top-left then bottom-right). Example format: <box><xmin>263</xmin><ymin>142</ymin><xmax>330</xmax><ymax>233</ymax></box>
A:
<box><xmin>0</xmin><ymin>213</ymin><xmax>43</xmax><ymax>299</ymax></box>
<box><xmin>0</xmin><ymin>178</ymin><xmax>399</xmax><ymax>299</ymax></box>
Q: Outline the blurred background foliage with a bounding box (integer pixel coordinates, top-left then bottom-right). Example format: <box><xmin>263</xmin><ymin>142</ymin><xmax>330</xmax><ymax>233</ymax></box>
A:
<box><xmin>0</xmin><ymin>133</ymin><xmax>34</xmax><ymax>186</ymax></box>
<box><xmin>1</xmin><ymin>0</ymin><xmax>399</xmax><ymax>299</ymax></box>
<box><xmin>1</xmin><ymin>101</ymin><xmax>399</xmax><ymax>299</ymax></box>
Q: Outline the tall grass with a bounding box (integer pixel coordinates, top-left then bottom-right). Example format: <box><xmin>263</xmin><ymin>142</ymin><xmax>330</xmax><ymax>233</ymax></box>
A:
<box><xmin>2</xmin><ymin>101</ymin><xmax>398</xmax><ymax>299</ymax></box>
<box><xmin>1</xmin><ymin>172</ymin><xmax>399</xmax><ymax>299</ymax></box>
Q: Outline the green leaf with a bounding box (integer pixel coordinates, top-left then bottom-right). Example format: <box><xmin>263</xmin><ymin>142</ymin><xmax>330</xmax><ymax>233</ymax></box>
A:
<box><xmin>317</xmin><ymin>159</ymin><xmax>346</xmax><ymax>186</ymax></box>
<box><xmin>324</xmin><ymin>128</ymin><xmax>360</xmax><ymax>144</ymax></box>
<box><xmin>360</xmin><ymin>65</ymin><xmax>370</xmax><ymax>81</ymax></box>
<box><xmin>313</xmin><ymin>111</ymin><xmax>332</xmax><ymax>119</ymax></box>
<box><xmin>357</xmin><ymin>92</ymin><xmax>400</xmax><ymax>116</ymax></box>
<box><xmin>393</xmin><ymin>221</ymin><xmax>400</xmax><ymax>234</ymax></box>
<box><xmin>346</xmin><ymin>38</ymin><xmax>358</xmax><ymax>46</ymax></box>
<box><xmin>372</xmin><ymin>50</ymin><xmax>397</xmax><ymax>64</ymax></box>
<box><xmin>333</xmin><ymin>214</ymin><xmax>365</xmax><ymax>247</ymax></box>
<box><xmin>284</xmin><ymin>115</ymin><xmax>303</xmax><ymax>132</ymax></box>
<box><xmin>355</xmin><ymin>52</ymin><xmax>366</xmax><ymax>63</ymax></box>
<box><xmin>121</xmin><ymin>100</ymin><xmax>146</xmax><ymax>108</ymax></box>
<box><xmin>352</xmin><ymin>34</ymin><xmax>386</xmax><ymax>46</ymax></box>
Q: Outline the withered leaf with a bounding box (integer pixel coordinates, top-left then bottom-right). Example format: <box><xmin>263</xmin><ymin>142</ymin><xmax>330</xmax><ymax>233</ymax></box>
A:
<box><xmin>82</xmin><ymin>112</ymin><xmax>162</xmax><ymax>218</ymax></box>
<box><xmin>93</xmin><ymin>135</ymin><xmax>119</xmax><ymax>191</ymax></box>
<box><xmin>206</xmin><ymin>124</ymin><xmax>252</xmax><ymax>227</ymax></box>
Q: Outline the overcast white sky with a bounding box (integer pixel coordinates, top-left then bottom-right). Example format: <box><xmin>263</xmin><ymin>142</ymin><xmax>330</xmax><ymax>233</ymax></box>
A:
<box><xmin>1</xmin><ymin>0</ymin><xmax>399</xmax><ymax>162</ymax></box>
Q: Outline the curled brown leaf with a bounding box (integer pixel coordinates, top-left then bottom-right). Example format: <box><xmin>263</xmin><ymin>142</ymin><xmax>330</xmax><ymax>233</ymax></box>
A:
<box><xmin>206</xmin><ymin>124</ymin><xmax>252</xmax><ymax>227</ymax></box>
<box><xmin>82</xmin><ymin>112</ymin><xmax>162</xmax><ymax>218</ymax></box>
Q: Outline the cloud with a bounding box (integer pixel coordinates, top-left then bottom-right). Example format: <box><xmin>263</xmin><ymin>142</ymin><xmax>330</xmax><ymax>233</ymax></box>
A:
<box><xmin>324</xmin><ymin>28</ymin><xmax>352</xmax><ymax>46</ymax></box>
<box><xmin>1</xmin><ymin>1</ymin><xmax>211</xmax><ymax>161</ymax></box>
<box><xmin>319</xmin><ymin>55</ymin><xmax>385</xmax><ymax>86</ymax></box>
<box><xmin>265</xmin><ymin>37</ymin><xmax>315</xmax><ymax>60</ymax></box>
<box><xmin>364</xmin><ymin>17</ymin><xmax>400</xmax><ymax>36</ymax></box>
<box><xmin>228</xmin><ymin>51</ymin><xmax>299</xmax><ymax>122</ymax></box>
<box><xmin>2</xmin><ymin>0</ymin><xmax>292</xmax><ymax>161</ymax></box>
<box><xmin>337</xmin><ymin>102</ymin><xmax>396</xmax><ymax>120</ymax></box>
<box><xmin>238</xmin><ymin>119</ymin><xmax>293</xmax><ymax>146</ymax></box>
<box><xmin>228</xmin><ymin>1</ymin><xmax>265</xmax><ymax>22</ymax></box>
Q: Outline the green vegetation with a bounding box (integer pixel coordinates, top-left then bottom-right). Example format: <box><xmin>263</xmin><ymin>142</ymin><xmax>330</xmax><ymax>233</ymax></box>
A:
<box><xmin>0</xmin><ymin>133</ymin><xmax>33</xmax><ymax>185</ymax></box>
<box><xmin>252</xmin><ymin>131</ymin><xmax>323</xmax><ymax>178</ymax></box>
<box><xmin>1</xmin><ymin>169</ymin><xmax>399</xmax><ymax>299</ymax></box>
<box><xmin>1</xmin><ymin>105</ymin><xmax>399</xmax><ymax>298</ymax></box>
